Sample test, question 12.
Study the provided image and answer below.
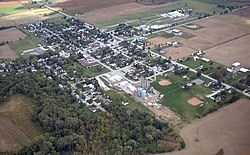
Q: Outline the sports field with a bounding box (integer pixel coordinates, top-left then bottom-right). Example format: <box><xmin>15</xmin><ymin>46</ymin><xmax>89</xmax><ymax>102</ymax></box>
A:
<box><xmin>152</xmin><ymin>74</ymin><xmax>217</xmax><ymax>120</ymax></box>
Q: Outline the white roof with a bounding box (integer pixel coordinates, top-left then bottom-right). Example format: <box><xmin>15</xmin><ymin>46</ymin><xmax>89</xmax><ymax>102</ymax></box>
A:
<box><xmin>232</xmin><ymin>62</ymin><xmax>241</xmax><ymax>67</ymax></box>
<box><xmin>201</xmin><ymin>57</ymin><xmax>210</xmax><ymax>62</ymax></box>
<box><xmin>240</xmin><ymin>68</ymin><xmax>249</xmax><ymax>73</ymax></box>
<box><xmin>227</xmin><ymin>68</ymin><xmax>233</xmax><ymax>73</ymax></box>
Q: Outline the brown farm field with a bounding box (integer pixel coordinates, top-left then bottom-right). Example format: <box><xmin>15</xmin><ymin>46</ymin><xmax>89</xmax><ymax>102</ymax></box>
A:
<box><xmin>78</xmin><ymin>2</ymin><xmax>173</xmax><ymax>24</ymax></box>
<box><xmin>149</xmin><ymin>14</ymin><xmax>250</xmax><ymax>61</ymax></box>
<box><xmin>0</xmin><ymin>117</ymin><xmax>29</xmax><ymax>152</ymax></box>
<box><xmin>0</xmin><ymin>95</ymin><xmax>41</xmax><ymax>152</ymax></box>
<box><xmin>0</xmin><ymin>45</ymin><xmax>18</xmax><ymax>60</ymax></box>
<box><xmin>205</xmin><ymin>34</ymin><xmax>250</xmax><ymax>67</ymax></box>
<box><xmin>0</xmin><ymin>27</ymin><xmax>27</xmax><ymax>43</ymax></box>
<box><xmin>55</xmin><ymin>0</ymin><xmax>135</xmax><ymax>15</ymax></box>
<box><xmin>163</xmin><ymin>99</ymin><xmax>250</xmax><ymax>155</ymax></box>
<box><xmin>177</xmin><ymin>14</ymin><xmax>250</xmax><ymax>51</ymax></box>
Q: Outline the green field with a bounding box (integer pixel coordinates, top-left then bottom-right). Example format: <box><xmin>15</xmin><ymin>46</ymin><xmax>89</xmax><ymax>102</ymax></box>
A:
<box><xmin>0</xmin><ymin>6</ymin><xmax>23</xmax><ymax>15</ymax></box>
<box><xmin>63</xmin><ymin>61</ymin><xmax>110</xmax><ymax>78</ymax></box>
<box><xmin>47</xmin><ymin>17</ymin><xmax>70</xmax><ymax>24</ymax></box>
<box><xmin>102</xmin><ymin>89</ymin><xmax>152</xmax><ymax>114</ymax></box>
<box><xmin>152</xmin><ymin>73</ymin><xmax>217</xmax><ymax>120</ymax></box>
<box><xmin>182</xmin><ymin>57</ymin><xmax>210</xmax><ymax>69</ymax></box>
<box><xmin>8</xmin><ymin>36</ymin><xmax>44</xmax><ymax>54</ymax></box>
<box><xmin>147</xmin><ymin>31</ymin><xmax>176</xmax><ymax>39</ymax></box>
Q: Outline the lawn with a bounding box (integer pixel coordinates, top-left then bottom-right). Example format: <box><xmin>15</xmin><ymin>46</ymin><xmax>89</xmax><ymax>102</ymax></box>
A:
<box><xmin>63</xmin><ymin>61</ymin><xmax>110</xmax><ymax>78</ymax></box>
<box><xmin>8</xmin><ymin>36</ymin><xmax>44</xmax><ymax>54</ymax></box>
<box><xmin>102</xmin><ymin>89</ymin><xmax>152</xmax><ymax>114</ymax></box>
<box><xmin>46</xmin><ymin>17</ymin><xmax>70</xmax><ymax>24</ymax></box>
<box><xmin>0</xmin><ymin>6</ymin><xmax>23</xmax><ymax>15</ymax></box>
<box><xmin>147</xmin><ymin>31</ymin><xmax>175</xmax><ymax>39</ymax></box>
<box><xmin>182</xmin><ymin>57</ymin><xmax>210</xmax><ymax>69</ymax></box>
<box><xmin>152</xmin><ymin>73</ymin><xmax>217</xmax><ymax>120</ymax></box>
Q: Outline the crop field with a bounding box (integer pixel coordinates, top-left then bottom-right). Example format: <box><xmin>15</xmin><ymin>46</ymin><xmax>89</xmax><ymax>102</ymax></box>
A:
<box><xmin>0</xmin><ymin>95</ymin><xmax>41</xmax><ymax>152</ymax></box>
<box><xmin>54</xmin><ymin>0</ymin><xmax>135</xmax><ymax>15</ymax></box>
<box><xmin>0</xmin><ymin>45</ymin><xmax>18</xmax><ymax>60</ymax></box>
<box><xmin>79</xmin><ymin>2</ymin><xmax>174</xmax><ymax>27</ymax></box>
<box><xmin>205</xmin><ymin>34</ymin><xmax>250</xmax><ymax>67</ymax></box>
<box><xmin>166</xmin><ymin>99</ymin><xmax>250</xmax><ymax>155</ymax></box>
<box><xmin>152</xmin><ymin>73</ymin><xmax>217</xmax><ymax>121</ymax></box>
<box><xmin>177</xmin><ymin>14</ymin><xmax>250</xmax><ymax>50</ymax></box>
<box><xmin>0</xmin><ymin>27</ymin><xmax>27</xmax><ymax>43</ymax></box>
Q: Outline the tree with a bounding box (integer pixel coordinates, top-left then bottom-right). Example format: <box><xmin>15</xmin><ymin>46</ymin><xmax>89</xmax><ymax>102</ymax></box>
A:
<box><xmin>197</xmin><ymin>70</ymin><xmax>202</xmax><ymax>77</ymax></box>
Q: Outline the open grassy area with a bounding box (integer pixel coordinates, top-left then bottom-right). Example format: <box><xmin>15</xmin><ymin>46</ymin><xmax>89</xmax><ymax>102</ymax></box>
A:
<box><xmin>102</xmin><ymin>89</ymin><xmax>152</xmax><ymax>114</ymax></box>
<box><xmin>0</xmin><ymin>6</ymin><xmax>23</xmax><ymax>15</ymax></box>
<box><xmin>182</xmin><ymin>57</ymin><xmax>210</xmax><ymax>69</ymax></box>
<box><xmin>147</xmin><ymin>31</ymin><xmax>176</xmax><ymax>39</ymax></box>
<box><xmin>46</xmin><ymin>17</ymin><xmax>70</xmax><ymax>24</ymax></box>
<box><xmin>152</xmin><ymin>73</ymin><xmax>217</xmax><ymax>120</ymax></box>
<box><xmin>63</xmin><ymin>61</ymin><xmax>110</xmax><ymax>78</ymax></box>
<box><xmin>8</xmin><ymin>36</ymin><xmax>44</xmax><ymax>54</ymax></box>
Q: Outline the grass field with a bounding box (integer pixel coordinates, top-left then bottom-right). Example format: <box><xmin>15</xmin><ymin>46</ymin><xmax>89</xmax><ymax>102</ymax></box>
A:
<box><xmin>102</xmin><ymin>89</ymin><xmax>152</xmax><ymax>114</ymax></box>
<box><xmin>63</xmin><ymin>61</ymin><xmax>110</xmax><ymax>78</ymax></box>
<box><xmin>182</xmin><ymin>57</ymin><xmax>210</xmax><ymax>69</ymax></box>
<box><xmin>152</xmin><ymin>73</ymin><xmax>217</xmax><ymax>120</ymax></box>
<box><xmin>8</xmin><ymin>36</ymin><xmax>44</xmax><ymax>54</ymax></box>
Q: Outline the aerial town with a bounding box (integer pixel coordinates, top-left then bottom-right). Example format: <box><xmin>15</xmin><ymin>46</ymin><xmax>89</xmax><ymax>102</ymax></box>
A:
<box><xmin>0</xmin><ymin>0</ymin><xmax>250</xmax><ymax>155</ymax></box>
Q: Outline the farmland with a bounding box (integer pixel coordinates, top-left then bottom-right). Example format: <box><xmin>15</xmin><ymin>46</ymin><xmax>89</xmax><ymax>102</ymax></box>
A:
<box><xmin>205</xmin><ymin>34</ymin><xmax>250</xmax><ymax>67</ymax></box>
<box><xmin>0</xmin><ymin>95</ymin><xmax>41</xmax><ymax>152</ymax></box>
<box><xmin>0</xmin><ymin>27</ymin><xmax>27</xmax><ymax>43</ymax></box>
<box><xmin>165</xmin><ymin>99</ymin><xmax>250</xmax><ymax>155</ymax></box>
<box><xmin>54</xmin><ymin>0</ymin><xmax>136</xmax><ymax>15</ymax></box>
<box><xmin>0</xmin><ymin>45</ymin><xmax>18</xmax><ymax>60</ymax></box>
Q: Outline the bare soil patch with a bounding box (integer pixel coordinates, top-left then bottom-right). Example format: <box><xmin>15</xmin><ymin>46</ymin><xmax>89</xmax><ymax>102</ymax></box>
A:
<box><xmin>163</xmin><ymin>99</ymin><xmax>250</xmax><ymax>155</ymax></box>
<box><xmin>164</xmin><ymin>45</ymin><xmax>196</xmax><ymax>60</ymax></box>
<box><xmin>205</xmin><ymin>34</ymin><xmax>250</xmax><ymax>67</ymax></box>
<box><xmin>233</xmin><ymin>6</ymin><xmax>250</xmax><ymax>17</ymax></box>
<box><xmin>148</xmin><ymin>37</ymin><xmax>169</xmax><ymax>49</ymax></box>
<box><xmin>188</xmin><ymin>97</ymin><xmax>203</xmax><ymax>106</ymax></box>
<box><xmin>148</xmin><ymin>37</ymin><xmax>196</xmax><ymax>60</ymax></box>
<box><xmin>0</xmin><ymin>117</ymin><xmax>29</xmax><ymax>152</ymax></box>
<box><xmin>0</xmin><ymin>45</ymin><xmax>18</xmax><ymax>60</ymax></box>
<box><xmin>159</xmin><ymin>80</ymin><xmax>172</xmax><ymax>86</ymax></box>
<box><xmin>78</xmin><ymin>3</ymin><xmax>173</xmax><ymax>24</ymax></box>
<box><xmin>0</xmin><ymin>27</ymin><xmax>27</xmax><ymax>43</ymax></box>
